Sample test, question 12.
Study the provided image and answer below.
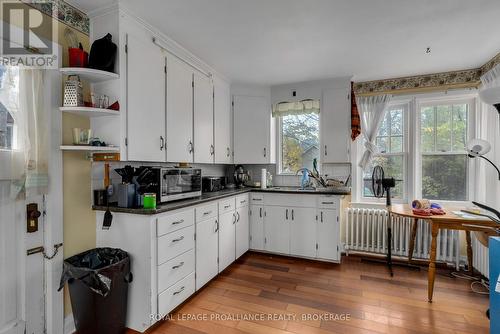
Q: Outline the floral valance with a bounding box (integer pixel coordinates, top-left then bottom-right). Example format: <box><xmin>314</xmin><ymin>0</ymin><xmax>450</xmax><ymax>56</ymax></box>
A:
<box><xmin>272</xmin><ymin>99</ymin><xmax>320</xmax><ymax>117</ymax></box>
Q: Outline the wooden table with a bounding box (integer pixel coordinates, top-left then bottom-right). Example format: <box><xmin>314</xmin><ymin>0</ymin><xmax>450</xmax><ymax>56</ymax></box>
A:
<box><xmin>389</xmin><ymin>204</ymin><xmax>498</xmax><ymax>302</ymax></box>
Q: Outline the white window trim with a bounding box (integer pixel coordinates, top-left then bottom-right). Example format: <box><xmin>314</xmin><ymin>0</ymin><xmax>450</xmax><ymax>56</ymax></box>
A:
<box><xmin>353</xmin><ymin>89</ymin><xmax>478</xmax><ymax>205</ymax></box>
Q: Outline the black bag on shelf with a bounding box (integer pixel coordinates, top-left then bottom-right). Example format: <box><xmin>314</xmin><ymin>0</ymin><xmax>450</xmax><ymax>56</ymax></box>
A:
<box><xmin>88</xmin><ymin>33</ymin><xmax>117</xmax><ymax>72</ymax></box>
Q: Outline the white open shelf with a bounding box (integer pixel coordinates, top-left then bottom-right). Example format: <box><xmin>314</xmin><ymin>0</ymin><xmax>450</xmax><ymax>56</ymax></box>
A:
<box><xmin>59</xmin><ymin>106</ymin><xmax>120</xmax><ymax>117</ymax></box>
<box><xmin>60</xmin><ymin>67</ymin><xmax>119</xmax><ymax>82</ymax></box>
<box><xmin>60</xmin><ymin>145</ymin><xmax>120</xmax><ymax>152</ymax></box>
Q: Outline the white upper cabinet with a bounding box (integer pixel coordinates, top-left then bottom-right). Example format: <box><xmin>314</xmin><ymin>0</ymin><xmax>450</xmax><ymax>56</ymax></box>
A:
<box><xmin>166</xmin><ymin>53</ymin><xmax>194</xmax><ymax>163</ymax></box>
<box><xmin>233</xmin><ymin>95</ymin><xmax>275</xmax><ymax>164</ymax></box>
<box><xmin>213</xmin><ymin>76</ymin><xmax>232</xmax><ymax>164</ymax></box>
<box><xmin>321</xmin><ymin>87</ymin><xmax>350</xmax><ymax>163</ymax></box>
<box><xmin>126</xmin><ymin>33</ymin><xmax>166</xmax><ymax>162</ymax></box>
<box><xmin>193</xmin><ymin>71</ymin><xmax>214</xmax><ymax>163</ymax></box>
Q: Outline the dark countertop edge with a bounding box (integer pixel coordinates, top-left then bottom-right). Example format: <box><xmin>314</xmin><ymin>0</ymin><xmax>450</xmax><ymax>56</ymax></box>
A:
<box><xmin>93</xmin><ymin>188</ymin><xmax>350</xmax><ymax>215</ymax></box>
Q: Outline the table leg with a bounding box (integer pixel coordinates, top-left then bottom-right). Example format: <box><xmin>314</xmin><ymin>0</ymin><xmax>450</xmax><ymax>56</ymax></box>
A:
<box><xmin>428</xmin><ymin>222</ymin><xmax>439</xmax><ymax>302</ymax></box>
<box><xmin>466</xmin><ymin>231</ymin><xmax>474</xmax><ymax>275</ymax></box>
<box><xmin>408</xmin><ymin>218</ymin><xmax>418</xmax><ymax>263</ymax></box>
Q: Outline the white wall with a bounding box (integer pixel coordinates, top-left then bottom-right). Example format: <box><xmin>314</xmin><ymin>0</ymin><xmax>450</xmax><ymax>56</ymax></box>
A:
<box><xmin>270</xmin><ymin>77</ymin><xmax>351</xmax><ymax>104</ymax></box>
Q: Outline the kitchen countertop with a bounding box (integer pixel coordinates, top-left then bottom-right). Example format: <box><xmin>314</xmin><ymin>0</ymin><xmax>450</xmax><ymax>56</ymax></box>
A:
<box><xmin>93</xmin><ymin>186</ymin><xmax>350</xmax><ymax>215</ymax></box>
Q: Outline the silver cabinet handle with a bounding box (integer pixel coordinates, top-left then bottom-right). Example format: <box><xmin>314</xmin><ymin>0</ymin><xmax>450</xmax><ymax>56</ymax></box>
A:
<box><xmin>320</xmin><ymin>211</ymin><xmax>323</xmax><ymax>223</ymax></box>
<box><xmin>324</xmin><ymin>145</ymin><xmax>328</xmax><ymax>156</ymax></box>
<box><xmin>236</xmin><ymin>212</ymin><xmax>240</xmax><ymax>222</ymax></box>
<box><xmin>172</xmin><ymin>236</ymin><xmax>184</xmax><ymax>243</ymax></box>
<box><xmin>172</xmin><ymin>262</ymin><xmax>184</xmax><ymax>269</ymax></box>
<box><xmin>240</xmin><ymin>200</ymin><xmax>246</xmax><ymax>204</ymax></box>
<box><xmin>224</xmin><ymin>204</ymin><xmax>231</xmax><ymax>209</ymax></box>
<box><xmin>232</xmin><ymin>213</ymin><xmax>236</xmax><ymax>224</ymax></box>
<box><xmin>188</xmin><ymin>140</ymin><xmax>194</xmax><ymax>153</ymax></box>
<box><xmin>214</xmin><ymin>220</ymin><xmax>219</xmax><ymax>232</ymax></box>
<box><xmin>291</xmin><ymin>209</ymin><xmax>294</xmax><ymax>221</ymax></box>
<box><xmin>160</xmin><ymin>136</ymin><xmax>165</xmax><ymax>151</ymax></box>
<box><xmin>203</xmin><ymin>211</ymin><xmax>212</xmax><ymax>216</ymax></box>
<box><xmin>210</xmin><ymin>144</ymin><xmax>214</xmax><ymax>156</ymax></box>
<box><xmin>252</xmin><ymin>198</ymin><xmax>262</xmax><ymax>202</ymax></box>
<box><xmin>259</xmin><ymin>207</ymin><xmax>262</xmax><ymax>218</ymax></box>
<box><xmin>285</xmin><ymin>209</ymin><xmax>288</xmax><ymax>220</ymax></box>
<box><xmin>226</xmin><ymin>147</ymin><xmax>230</xmax><ymax>157</ymax></box>
<box><xmin>322</xmin><ymin>201</ymin><xmax>334</xmax><ymax>205</ymax></box>
<box><xmin>263</xmin><ymin>147</ymin><xmax>267</xmax><ymax>157</ymax></box>
<box><xmin>172</xmin><ymin>219</ymin><xmax>184</xmax><ymax>225</ymax></box>
<box><xmin>173</xmin><ymin>286</ymin><xmax>185</xmax><ymax>295</ymax></box>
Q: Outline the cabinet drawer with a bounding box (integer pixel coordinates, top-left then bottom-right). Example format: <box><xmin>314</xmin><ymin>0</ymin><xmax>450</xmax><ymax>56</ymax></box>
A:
<box><xmin>157</xmin><ymin>209</ymin><xmax>194</xmax><ymax>237</ymax></box>
<box><xmin>219</xmin><ymin>197</ymin><xmax>235</xmax><ymax>214</ymax></box>
<box><xmin>250</xmin><ymin>193</ymin><xmax>264</xmax><ymax>204</ymax></box>
<box><xmin>236</xmin><ymin>194</ymin><xmax>249</xmax><ymax>208</ymax></box>
<box><xmin>158</xmin><ymin>272</ymin><xmax>195</xmax><ymax>316</ymax></box>
<box><xmin>196</xmin><ymin>202</ymin><xmax>218</xmax><ymax>222</ymax></box>
<box><xmin>158</xmin><ymin>225</ymin><xmax>195</xmax><ymax>265</ymax></box>
<box><xmin>317</xmin><ymin>196</ymin><xmax>339</xmax><ymax>209</ymax></box>
<box><xmin>264</xmin><ymin>193</ymin><xmax>316</xmax><ymax>208</ymax></box>
<box><xmin>158</xmin><ymin>249</ymin><xmax>195</xmax><ymax>294</ymax></box>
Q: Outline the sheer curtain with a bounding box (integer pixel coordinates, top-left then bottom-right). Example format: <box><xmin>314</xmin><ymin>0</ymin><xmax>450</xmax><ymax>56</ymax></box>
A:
<box><xmin>1</xmin><ymin>67</ymin><xmax>48</xmax><ymax>199</ymax></box>
<box><xmin>356</xmin><ymin>94</ymin><xmax>392</xmax><ymax>169</ymax></box>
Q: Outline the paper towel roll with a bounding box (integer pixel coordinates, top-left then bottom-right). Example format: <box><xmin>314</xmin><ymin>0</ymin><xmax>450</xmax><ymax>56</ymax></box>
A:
<box><xmin>261</xmin><ymin>168</ymin><xmax>267</xmax><ymax>189</ymax></box>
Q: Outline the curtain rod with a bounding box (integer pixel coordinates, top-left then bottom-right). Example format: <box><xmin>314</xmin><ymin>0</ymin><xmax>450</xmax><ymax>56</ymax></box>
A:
<box><xmin>152</xmin><ymin>37</ymin><xmax>212</xmax><ymax>78</ymax></box>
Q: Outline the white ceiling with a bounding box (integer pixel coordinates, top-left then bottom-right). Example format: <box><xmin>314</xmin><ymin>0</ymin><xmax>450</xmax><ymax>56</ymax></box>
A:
<box><xmin>68</xmin><ymin>0</ymin><xmax>500</xmax><ymax>85</ymax></box>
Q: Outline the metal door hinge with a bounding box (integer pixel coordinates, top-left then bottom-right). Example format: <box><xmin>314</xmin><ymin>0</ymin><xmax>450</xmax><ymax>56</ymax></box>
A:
<box><xmin>316</xmin><ymin>243</ymin><xmax>318</xmax><ymax>250</ymax></box>
<box><xmin>192</xmin><ymin>81</ymin><xmax>194</xmax><ymax>88</ymax></box>
<box><xmin>337</xmin><ymin>245</ymin><xmax>339</xmax><ymax>252</ymax></box>
<box><xmin>232</xmin><ymin>101</ymin><xmax>234</xmax><ymax>107</ymax></box>
<box><xmin>194</xmin><ymin>233</ymin><xmax>196</xmax><ymax>241</ymax></box>
<box><xmin>164</xmin><ymin>65</ymin><xmax>167</xmax><ymax>73</ymax></box>
<box><xmin>264</xmin><ymin>237</ymin><xmax>267</xmax><ymax>244</ymax></box>
<box><xmin>125</xmin><ymin>44</ymin><xmax>128</xmax><ymax>53</ymax></box>
<box><xmin>217</xmin><ymin>257</ymin><xmax>219</xmax><ymax>263</ymax></box>
<box><xmin>250</xmin><ymin>236</ymin><xmax>252</xmax><ymax>241</ymax></box>
<box><xmin>315</xmin><ymin>215</ymin><xmax>318</xmax><ymax>221</ymax></box>
<box><xmin>125</xmin><ymin>137</ymin><xmax>128</xmax><ymax>146</ymax></box>
<box><xmin>337</xmin><ymin>216</ymin><xmax>339</xmax><ymax>222</ymax></box>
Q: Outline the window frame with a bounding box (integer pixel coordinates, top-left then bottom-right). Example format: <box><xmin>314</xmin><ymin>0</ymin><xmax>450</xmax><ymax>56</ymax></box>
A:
<box><xmin>414</xmin><ymin>95</ymin><xmax>476</xmax><ymax>204</ymax></box>
<box><xmin>277</xmin><ymin>112</ymin><xmax>321</xmax><ymax>175</ymax></box>
<box><xmin>360</xmin><ymin>101</ymin><xmax>410</xmax><ymax>203</ymax></box>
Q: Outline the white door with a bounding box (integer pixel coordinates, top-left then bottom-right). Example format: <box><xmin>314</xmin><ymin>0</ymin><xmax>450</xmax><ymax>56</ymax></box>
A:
<box><xmin>195</xmin><ymin>217</ymin><xmax>219</xmax><ymax>290</ymax></box>
<box><xmin>126</xmin><ymin>33</ymin><xmax>166</xmax><ymax>162</ymax></box>
<box><xmin>235</xmin><ymin>206</ymin><xmax>249</xmax><ymax>259</ymax></box>
<box><xmin>264</xmin><ymin>206</ymin><xmax>289</xmax><ymax>254</ymax></box>
<box><xmin>213</xmin><ymin>76</ymin><xmax>232</xmax><ymax>164</ymax></box>
<box><xmin>317</xmin><ymin>210</ymin><xmax>340</xmax><ymax>261</ymax></box>
<box><xmin>233</xmin><ymin>95</ymin><xmax>271</xmax><ymax>164</ymax></box>
<box><xmin>290</xmin><ymin>207</ymin><xmax>317</xmax><ymax>258</ymax></box>
<box><xmin>218</xmin><ymin>211</ymin><xmax>236</xmax><ymax>272</ymax></box>
<box><xmin>321</xmin><ymin>88</ymin><xmax>350</xmax><ymax>163</ymax></box>
<box><xmin>193</xmin><ymin>71</ymin><xmax>214</xmax><ymax>163</ymax></box>
<box><xmin>249</xmin><ymin>206</ymin><xmax>264</xmax><ymax>250</ymax></box>
<box><xmin>166</xmin><ymin>53</ymin><xmax>194</xmax><ymax>163</ymax></box>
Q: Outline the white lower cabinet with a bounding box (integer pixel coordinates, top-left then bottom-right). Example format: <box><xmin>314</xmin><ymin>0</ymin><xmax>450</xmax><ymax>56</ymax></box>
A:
<box><xmin>264</xmin><ymin>206</ymin><xmax>290</xmax><ymax>254</ymax></box>
<box><xmin>195</xmin><ymin>216</ymin><xmax>219</xmax><ymax>289</ymax></box>
<box><xmin>317</xmin><ymin>209</ymin><xmax>340</xmax><ymax>261</ymax></box>
<box><xmin>290</xmin><ymin>207</ymin><xmax>317</xmax><ymax>258</ymax></box>
<box><xmin>235</xmin><ymin>205</ymin><xmax>249</xmax><ymax>259</ymax></box>
<box><xmin>249</xmin><ymin>205</ymin><xmax>264</xmax><ymax>250</ymax></box>
<box><xmin>218</xmin><ymin>210</ymin><xmax>236</xmax><ymax>272</ymax></box>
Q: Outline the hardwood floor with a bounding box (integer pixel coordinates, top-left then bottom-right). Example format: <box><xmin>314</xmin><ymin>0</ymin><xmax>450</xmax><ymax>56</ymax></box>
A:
<box><xmin>144</xmin><ymin>252</ymin><xmax>490</xmax><ymax>334</ymax></box>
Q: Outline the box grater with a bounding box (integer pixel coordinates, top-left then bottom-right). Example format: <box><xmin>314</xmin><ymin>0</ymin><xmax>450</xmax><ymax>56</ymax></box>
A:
<box><xmin>63</xmin><ymin>75</ymin><xmax>84</xmax><ymax>107</ymax></box>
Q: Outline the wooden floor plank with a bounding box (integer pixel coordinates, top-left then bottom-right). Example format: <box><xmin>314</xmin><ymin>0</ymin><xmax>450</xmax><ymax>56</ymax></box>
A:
<box><xmin>144</xmin><ymin>252</ymin><xmax>489</xmax><ymax>334</ymax></box>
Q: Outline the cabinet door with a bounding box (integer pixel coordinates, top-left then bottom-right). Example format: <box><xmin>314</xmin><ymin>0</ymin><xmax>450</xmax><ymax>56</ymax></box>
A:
<box><xmin>233</xmin><ymin>95</ymin><xmax>272</xmax><ymax>164</ymax></box>
<box><xmin>195</xmin><ymin>217</ymin><xmax>219</xmax><ymax>289</ymax></box>
<box><xmin>264</xmin><ymin>206</ymin><xmax>289</xmax><ymax>254</ymax></box>
<box><xmin>193</xmin><ymin>71</ymin><xmax>214</xmax><ymax>163</ymax></box>
<box><xmin>126</xmin><ymin>33</ymin><xmax>166</xmax><ymax>162</ymax></box>
<box><xmin>166</xmin><ymin>53</ymin><xmax>193</xmax><ymax>163</ymax></box>
<box><xmin>218</xmin><ymin>210</ymin><xmax>236</xmax><ymax>272</ymax></box>
<box><xmin>290</xmin><ymin>207</ymin><xmax>317</xmax><ymax>258</ymax></box>
<box><xmin>235</xmin><ymin>205</ymin><xmax>249</xmax><ymax>258</ymax></box>
<box><xmin>321</xmin><ymin>88</ymin><xmax>350</xmax><ymax>163</ymax></box>
<box><xmin>214</xmin><ymin>76</ymin><xmax>232</xmax><ymax>164</ymax></box>
<box><xmin>249</xmin><ymin>206</ymin><xmax>264</xmax><ymax>250</ymax></box>
<box><xmin>317</xmin><ymin>210</ymin><xmax>340</xmax><ymax>261</ymax></box>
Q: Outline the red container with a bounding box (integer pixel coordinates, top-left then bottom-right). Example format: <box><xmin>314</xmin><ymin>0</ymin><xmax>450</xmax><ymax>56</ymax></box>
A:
<box><xmin>68</xmin><ymin>48</ymin><xmax>88</xmax><ymax>67</ymax></box>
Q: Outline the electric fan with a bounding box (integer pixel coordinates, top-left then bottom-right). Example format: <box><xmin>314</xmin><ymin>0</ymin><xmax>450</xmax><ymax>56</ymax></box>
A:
<box><xmin>371</xmin><ymin>165</ymin><xmax>396</xmax><ymax>206</ymax></box>
<box><xmin>371</xmin><ymin>165</ymin><xmax>397</xmax><ymax>276</ymax></box>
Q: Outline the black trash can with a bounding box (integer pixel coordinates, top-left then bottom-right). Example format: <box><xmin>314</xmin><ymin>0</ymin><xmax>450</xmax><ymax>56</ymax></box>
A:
<box><xmin>59</xmin><ymin>248</ymin><xmax>133</xmax><ymax>334</ymax></box>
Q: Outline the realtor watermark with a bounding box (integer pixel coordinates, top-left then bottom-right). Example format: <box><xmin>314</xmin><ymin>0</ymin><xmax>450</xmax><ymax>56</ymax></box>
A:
<box><xmin>1</xmin><ymin>0</ymin><xmax>59</xmax><ymax>68</ymax></box>
<box><xmin>150</xmin><ymin>312</ymin><xmax>351</xmax><ymax>322</ymax></box>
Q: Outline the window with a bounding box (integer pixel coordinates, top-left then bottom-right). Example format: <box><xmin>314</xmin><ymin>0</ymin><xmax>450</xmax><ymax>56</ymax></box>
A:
<box><xmin>363</xmin><ymin>104</ymin><xmax>407</xmax><ymax>199</ymax></box>
<box><xmin>419</xmin><ymin>102</ymin><xmax>469</xmax><ymax>201</ymax></box>
<box><xmin>277</xmin><ymin>100</ymin><xmax>320</xmax><ymax>174</ymax></box>
<box><xmin>0</xmin><ymin>65</ymin><xmax>18</xmax><ymax>151</ymax></box>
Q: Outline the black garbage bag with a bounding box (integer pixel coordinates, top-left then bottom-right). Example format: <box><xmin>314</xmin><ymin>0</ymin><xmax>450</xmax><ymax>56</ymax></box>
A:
<box><xmin>59</xmin><ymin>248</ymin><xmax>133</xmax><ymax>334</ymax></box>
